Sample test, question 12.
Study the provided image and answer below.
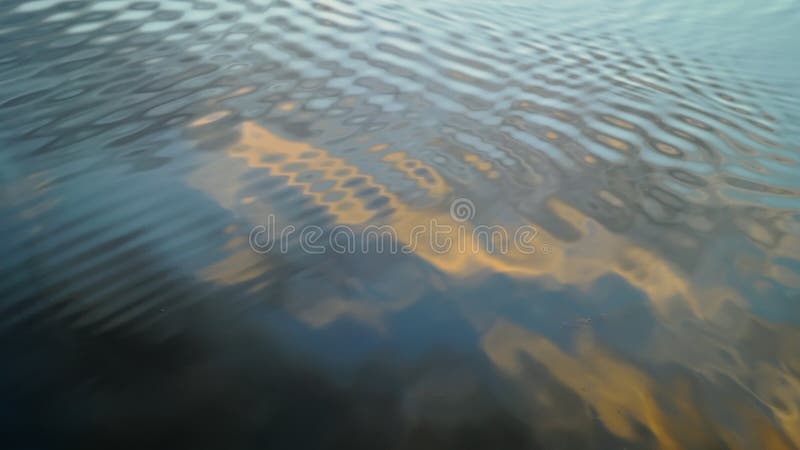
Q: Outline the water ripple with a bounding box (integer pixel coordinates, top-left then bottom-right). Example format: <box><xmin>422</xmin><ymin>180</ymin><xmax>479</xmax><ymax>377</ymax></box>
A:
<box><xmin>2</xmin><ymin>1</ymin><xmax>800</xmax><ymax>449</ymax></box>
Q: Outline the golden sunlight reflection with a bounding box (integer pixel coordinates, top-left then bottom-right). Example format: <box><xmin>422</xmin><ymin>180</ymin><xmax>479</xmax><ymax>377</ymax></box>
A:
<box><xmin>190</xmin><ymin>120</ymin><xmax>748</xmax><ymax>326</ymax></box>
<box><xmin>482</xmin><ymin>320</ymin><xmax>799</xmax><ymax>450</ymax></box>
<box><xmin>181</xmin><ymin>120</ymin><xmax>800</xmax><ymax>449</ymax></box>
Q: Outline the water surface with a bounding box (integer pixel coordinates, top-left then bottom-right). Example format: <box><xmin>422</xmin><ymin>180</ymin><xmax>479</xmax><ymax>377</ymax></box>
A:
<box><xmin>1</xmin><ymin>1</ymin><xmax>800</xmax><ymax>449</ymax></box>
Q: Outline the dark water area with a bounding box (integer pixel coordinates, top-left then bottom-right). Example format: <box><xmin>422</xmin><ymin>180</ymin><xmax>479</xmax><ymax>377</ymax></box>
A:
<box><xmin>1</xmin><ymin>1</ymin><xmax>800</xmax><ymax>449</ymax></box>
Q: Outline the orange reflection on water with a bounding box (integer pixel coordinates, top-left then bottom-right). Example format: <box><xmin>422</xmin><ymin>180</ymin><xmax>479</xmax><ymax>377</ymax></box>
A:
<box><xmin>221</xmin><ymin>121</ymin><xmax>740</xmax><ymax>323</ymax></box>
<box><xmin>184</xmin><ymin>120</ymin><xmax>800</xmax><ymax>449</ymax></box>
<box><xmin>483</xmin><ymin>320</ymin><xmax>798</xmax><ymax>450</ymax></box>
<box><xmin>231</xmin><ymin>122</ymin><xmax>388</xmax><ymax>224</ymax></box>
<box><xmin>381</xmin><ymin>150</ymin><xmax>451</xmax><ymax>197</ymax></box>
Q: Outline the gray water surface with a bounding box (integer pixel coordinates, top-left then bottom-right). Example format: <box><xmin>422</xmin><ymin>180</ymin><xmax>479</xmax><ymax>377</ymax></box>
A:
<box><xmin>1</xmin><ymin>1</ymin><xmax>800</xmax><ymax>449</ymax></box>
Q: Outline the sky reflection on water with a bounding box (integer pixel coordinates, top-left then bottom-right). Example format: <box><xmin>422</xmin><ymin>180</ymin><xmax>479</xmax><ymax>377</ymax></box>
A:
<box><xmin>1</xmin><ymin>1</ymin><xmax>800</xmax><ymax>449</ymax></box>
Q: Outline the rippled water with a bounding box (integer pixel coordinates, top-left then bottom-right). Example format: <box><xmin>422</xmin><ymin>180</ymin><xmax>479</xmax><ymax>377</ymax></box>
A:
<box><xmin>2</xmin><ymin>1</ymin><xmax>800</xmax><ymax>449</ymax></box>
